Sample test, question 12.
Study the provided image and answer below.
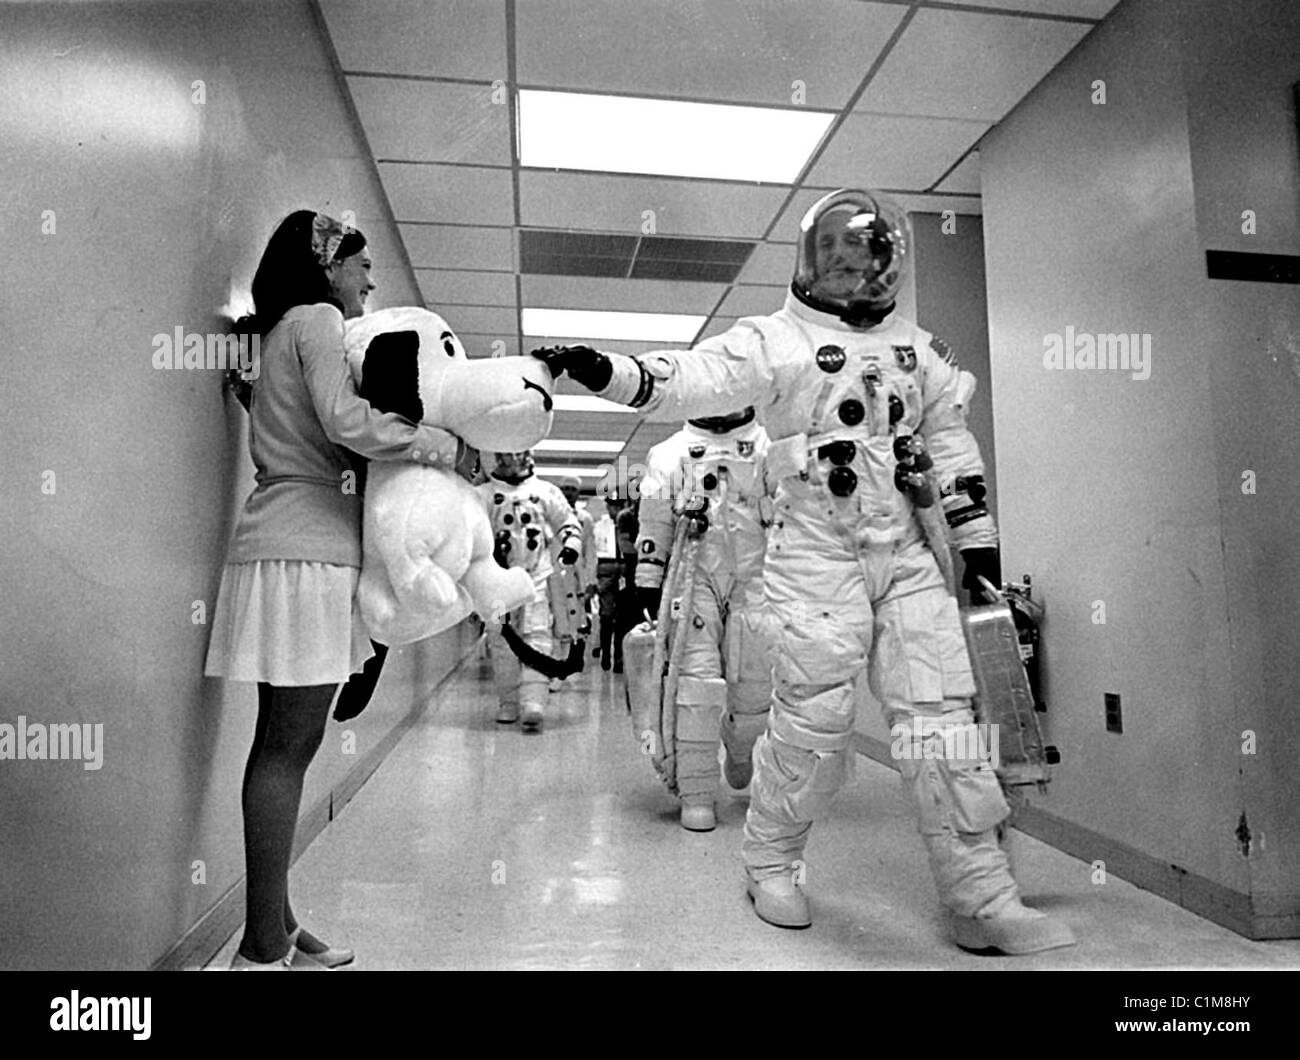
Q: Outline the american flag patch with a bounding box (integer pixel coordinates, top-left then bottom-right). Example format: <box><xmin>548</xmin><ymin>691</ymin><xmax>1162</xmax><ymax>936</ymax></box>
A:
<box><xmin>931</xmin><ymin>336</ymin><xmax>956</xmax><ymax>364</ymax></box>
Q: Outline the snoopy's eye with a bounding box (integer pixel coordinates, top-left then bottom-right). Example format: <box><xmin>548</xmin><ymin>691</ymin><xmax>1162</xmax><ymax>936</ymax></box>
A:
<box><xmin>443</xmin><ymin>341</ymin><xmax>456</xmax><ymax>357</ymax></box>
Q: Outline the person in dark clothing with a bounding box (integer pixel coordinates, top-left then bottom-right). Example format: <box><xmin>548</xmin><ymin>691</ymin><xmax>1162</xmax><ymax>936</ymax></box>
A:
<box><xmin>612</xmin><ymin>497</ymin><xmax>641</xmax><ymax>674</ymax></box>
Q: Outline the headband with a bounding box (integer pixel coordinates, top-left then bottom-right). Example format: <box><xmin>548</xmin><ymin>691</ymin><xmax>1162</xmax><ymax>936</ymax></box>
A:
<box><xmin>310</xmin><ymin>212</ymin><xmax>356</xmax><ymax>269</ymax></box>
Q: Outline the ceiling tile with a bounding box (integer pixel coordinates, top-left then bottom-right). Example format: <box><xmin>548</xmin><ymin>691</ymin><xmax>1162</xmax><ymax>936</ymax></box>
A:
<box><xmin>934</xmin><ymin>152</ymin><xmax>981</xmax><ymax>194</ymax></box>
<box><xmin>320</xmin><ymin>0</ymin><xmax>507</xmax><ymax>78</ymax></box>
<box><xmin>854</xmin><ymin>8</ymin><xmax>1092</xmax><ymax>121</ymax></box>
<box><xmin>419</xmin><ymin>269</ymin><xmax>518</xmax><ymax>306</ymax></box>
<box><xmin>520</xmin><ymin>171</ymin><xmax>790</xmax><ymax>238</ymax></box>
<box><xmin>934</xmin><ymin>0</ymin><xmax>1119</xmax><ymax>18</ymax></box>
<box><xmin>348</xmin><ymin>77</ymin><xmax>510</xmax><ymax>164</ymax></box>
<box><xmin>735</xmin><ymin>242</ymin><xmax>794</xmax><ymax>284</ymax></box>
<box><xmin>521</xmin><ymin>275</ymin><xmax>726</xmax><ymax>314</ymax></box>
<box><xmin>444</xmin><ymin>305</ymin><xmax>519</xmax><ymax>335</ymax></box>
<box><xmin>549</xmin><ymin>413</ymin><xmax>639</xmax><ymax>442</ymax></box>
<box><xmin>404</xmin><ymin>225</ymin><xmax>513</xmax><ymax>270</ymax></box>
<box><xmin>889</xmin><ymin>193</ymin><xmax>983</xmax><ymax>216</ymax></box>
<box><xmin>380</xmin><ymin>163</ymin><xmax>514</xmax><ymax>225</ymax></box>
<box><xmin>515</xmin><ymin>0</ymin><xmax>905</xmax><ymax>108</ymax></box>
<box><xmin>804</xmin><ymin>113</ymin><xmax>989</xmax><ymax>190</ymax></box>
<box><xmin>352</xmin><ymin>223</ymin><xmax>405</xmax><ymax>270</ymax></box>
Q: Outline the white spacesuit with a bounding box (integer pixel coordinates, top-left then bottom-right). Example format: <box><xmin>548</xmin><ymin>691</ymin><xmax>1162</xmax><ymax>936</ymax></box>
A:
<box><xmin>548</xmin><ymin>475</ymin><xmax>596</xmax><ymax>691</ymax></box>
<box><xmin>478</xmin><ymin>451</ymin><xmax>581</xmax><ymax>732</ymax></box>
<box><xmin>634</xmin><ymin>412</ymin><xmax>773</xmax><ymax>832</ymax></box>
<box><xmin>532</xmin><ymin>190</ymin><xmax>1075</xmax><ymax>954</ymax></box>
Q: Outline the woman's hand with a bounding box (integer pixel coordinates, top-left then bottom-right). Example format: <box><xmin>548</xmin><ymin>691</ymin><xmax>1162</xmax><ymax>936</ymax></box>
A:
<box><xmin>225</xmin><ymin>368</ymin><xmax>253</xmax><ymax>412</ymax></box>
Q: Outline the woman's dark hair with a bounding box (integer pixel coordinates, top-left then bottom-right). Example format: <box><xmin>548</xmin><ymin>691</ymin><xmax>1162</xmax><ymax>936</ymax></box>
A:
<box><xmin>234</xmin><ymin>210</ymin><xmax>368</xmax><ymax>337</ymax></box>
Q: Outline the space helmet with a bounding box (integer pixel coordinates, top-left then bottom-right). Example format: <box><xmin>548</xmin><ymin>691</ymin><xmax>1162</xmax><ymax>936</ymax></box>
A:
<box><xmin>492</xmin><ymin>450</ymin><xmax>535</xmax><ymax>483</ymax></box>
<box><xmin>791</xmin><ymin>189</ymin><xmax>911</xmax><ymax>328</ymax></box>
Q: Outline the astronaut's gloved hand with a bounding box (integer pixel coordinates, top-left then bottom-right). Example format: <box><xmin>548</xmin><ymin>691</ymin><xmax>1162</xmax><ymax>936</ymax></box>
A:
<box><xmin>637</xmin><ymin>586</ymin><xmax>663</xmax><ymax>622</ymax></box>
<box><xmin>529</xmin><ymin>345</ymin><xmax>613</xmax><ymax>391</ymax></box>
<box><xmin>961</xmin><ymin>547</ymin><xmax>1002</xmax><ymax>604</ymax></box>
<box><xmin>558</xmin><ymin>545</ymin><xmax>580</xmax><ymax>567</ymax></box>
<box><xmin>493</xmin><ymin>530</ymin><xmax>512</xmax><ymax>569</ymax></box>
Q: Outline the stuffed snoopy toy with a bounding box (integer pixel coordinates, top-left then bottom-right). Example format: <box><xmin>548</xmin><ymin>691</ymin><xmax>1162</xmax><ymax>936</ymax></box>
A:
<box><xmin>343</xmin><ymin>307</ymin><xmax>555</xmax><ymax>646</ymax></box>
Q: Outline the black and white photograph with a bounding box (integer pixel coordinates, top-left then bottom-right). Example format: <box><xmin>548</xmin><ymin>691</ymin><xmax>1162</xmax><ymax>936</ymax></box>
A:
<box><xmin>1</xmin><ymin>0</ymin><xmax>1297</xmax><ymax>1032</ymax></box>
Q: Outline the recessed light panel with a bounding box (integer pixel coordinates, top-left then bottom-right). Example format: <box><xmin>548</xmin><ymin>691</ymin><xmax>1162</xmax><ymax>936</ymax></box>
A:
<box><xmin>523</xmin><ymin>308</ymin><xmax>704</xmax><ymax>343</ymax></box>
<box><xmin>535</xmin><ymin>439</ymin><xmax>627</xmax><ymax>454</ymax></box>
<box><xmin>552</xmin><ymin>395</ymin><xmax>640</xmax><ymax>414</ymax></box>
<box><xmin>518</xmin><ymin>90</ymin><xmax>833</xmax><ymax>184</ymax></box>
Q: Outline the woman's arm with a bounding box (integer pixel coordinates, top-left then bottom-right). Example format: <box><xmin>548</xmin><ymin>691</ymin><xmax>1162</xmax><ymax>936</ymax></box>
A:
<box><xmin>297</xmin><ymin>304</ymin><xmax>461</xmax><ymax>467</ymax></box>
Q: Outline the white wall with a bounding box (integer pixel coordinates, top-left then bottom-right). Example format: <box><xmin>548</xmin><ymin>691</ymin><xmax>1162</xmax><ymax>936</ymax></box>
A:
<box><xmin>0</xmin><ymin>0</ymin><xmax>468</xmax><ymax>969</ymax></box>
<box><xmin>978</xmin><ymin>0</ymin><xmax>1300</xmax><ymax>931</ymax></box>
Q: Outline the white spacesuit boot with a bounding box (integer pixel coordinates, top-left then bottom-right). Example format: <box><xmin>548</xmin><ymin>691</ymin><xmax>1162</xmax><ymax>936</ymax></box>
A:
<box><xmin>742</xmin><ymin>613</ymin><xmax>859</xmax><ymax>930</ymax></box>
<box><xmin>491</xmin><ymin>621</ymin><xmax>522</xmax><ymax>724</ymax></box>
<box><xmin>676</xmin><ymin>675</ymin><xmax>726</xmax><ymax>831</ymax></box>
<box><xmin>877</xmin><ymin>585</ymin><xmax>1076</xmax><ymax>955</ymax></box>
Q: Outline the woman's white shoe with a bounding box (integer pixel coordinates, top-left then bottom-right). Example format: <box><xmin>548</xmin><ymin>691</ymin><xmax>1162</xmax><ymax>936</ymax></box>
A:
<box><xmin>289</xmin><ymin>926</ymin><xmax>356</xmax><ymax>968</ymax></box>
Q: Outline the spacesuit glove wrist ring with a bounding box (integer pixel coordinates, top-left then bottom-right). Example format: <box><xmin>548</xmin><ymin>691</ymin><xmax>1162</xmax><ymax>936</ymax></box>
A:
<box><xmin>599</xmin><ymin>355</ymin><xmax>654</xmax><ymax>407</ymax></box>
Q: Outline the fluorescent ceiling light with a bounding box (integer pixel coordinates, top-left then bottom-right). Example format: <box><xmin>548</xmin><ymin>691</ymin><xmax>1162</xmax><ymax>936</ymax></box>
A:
<box><xmin>552</xmin><ymin>395</ymin><xmax>639</xmax><ymax>414</ymax></box>
<box><xmin>524</xmin><ymin>308</ymin><xmax>703</xmax><ymax>343</ymax></box>
<box><xmin>534</xmin><ymin>439</ymin><xmax>626</xmax><ymax>454</ymax></box>
<box><xmin>534</xmin><ymin>466</ymin><xmax>613</xmax><ymax>478</ymax></box>
<box><xmin>518</xmin><ymin>90</ymin><xmax>833</xmax><ymax>183</ymax></box>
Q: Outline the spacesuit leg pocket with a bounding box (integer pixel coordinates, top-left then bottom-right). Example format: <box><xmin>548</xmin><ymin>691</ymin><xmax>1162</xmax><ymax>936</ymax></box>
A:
<box><xmin>876</xmin><ymin>588</ymin><xmax>975</xmax><ymax>707</ymax></box>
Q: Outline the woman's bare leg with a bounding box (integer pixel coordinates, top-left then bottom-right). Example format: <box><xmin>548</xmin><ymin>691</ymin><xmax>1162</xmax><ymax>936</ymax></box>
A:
<box><xmin>238</xmin><ymin>682</ymin><xmax>334</xmax><ymax>962</ymax></box>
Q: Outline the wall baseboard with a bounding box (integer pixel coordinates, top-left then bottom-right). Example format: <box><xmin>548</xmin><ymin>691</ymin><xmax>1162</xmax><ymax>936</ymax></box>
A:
<box><xmin>152</xmin><ymin>634</ymin><xmax>483</xmax><ymax>971</ymax></box>
<box><xmin>851</xmin><ymin>732</ymin><xmax>1299</xmax><ymax>941</ymax></box>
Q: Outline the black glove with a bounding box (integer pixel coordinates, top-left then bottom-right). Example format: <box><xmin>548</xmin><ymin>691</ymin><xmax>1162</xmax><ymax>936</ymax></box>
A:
<box><xmin>493</xmin><ymin>530</ymin><xmax>512</xmax><ymax>568</ymax></box>
<box><xmin>530</xmin><ymin>345</ymin><xmax>613</xmax><ymax>391</ymax></box>
<box><xmin>333</xmin><ymin>641</ymin><xmax>388</xmax><ymax>722</ymax></box>
<box><xmin>637</xmin><ymin>586</ymin><xmax>663</xmax><ymax>621</ymax></box>
<box><xmin>961</xmin><ymin>547</ymin><xmax>1002</xmax><ymax>604</ymax></box>
<box><xmin>558</xmin><ymin>545</ymin><xmax>579</xmax><ymax>567</ymax></box>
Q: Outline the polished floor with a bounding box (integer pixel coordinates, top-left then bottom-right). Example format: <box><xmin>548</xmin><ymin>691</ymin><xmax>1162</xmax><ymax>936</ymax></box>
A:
<box><xmin>209</xmin><ymin>645</ymin><xmax>1300</xmax><ymax>971</ymax></box>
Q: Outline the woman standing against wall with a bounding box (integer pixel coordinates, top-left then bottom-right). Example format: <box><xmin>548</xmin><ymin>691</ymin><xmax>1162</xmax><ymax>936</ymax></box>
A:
<box><xmin>205</xmin><ymin>211</ymin><xmax>462</xmax><ymax>969</ymax></box>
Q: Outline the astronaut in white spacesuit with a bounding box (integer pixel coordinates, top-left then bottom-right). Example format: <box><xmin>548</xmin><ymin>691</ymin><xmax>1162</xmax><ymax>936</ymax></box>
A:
<box><xmin>479</xmin><ymin>451</ymin><xmax>582</xmax><ymax>732</ymax></box>
<box><xmin>634</xmin><ymin>410</ymin><xmax>773</xmax><ymax>832</ymax></box>
<box><xmin>548</xmin><ymin>475</ymin><xmax>597</xmax><ymax>692</ymax></box>
<box><xmin>531</xmin><ymin>189</ymin><xmax>1075</xmax><ymax>954</ymax></box>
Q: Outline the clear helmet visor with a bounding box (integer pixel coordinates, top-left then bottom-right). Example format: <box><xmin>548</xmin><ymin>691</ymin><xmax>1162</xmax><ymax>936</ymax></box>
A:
<box><xmin>492</xmin><ymin>450</ymin><xmax>534</xmax><ymax>479</ymax></box>
<box><xmin>792</xmin><ymin>190</ymin><xmax>911</xmax><ymax>323</ymax></box>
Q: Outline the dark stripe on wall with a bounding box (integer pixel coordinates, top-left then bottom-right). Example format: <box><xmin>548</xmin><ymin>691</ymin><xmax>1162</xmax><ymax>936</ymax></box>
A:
<box><xmin>1206</xmin><ymin>250</ymin><xmax>1300</xmax><ymax>284</ymax></box>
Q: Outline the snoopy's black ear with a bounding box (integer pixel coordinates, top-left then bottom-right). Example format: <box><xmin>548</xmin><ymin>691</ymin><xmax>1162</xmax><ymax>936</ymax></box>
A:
<box><xmin>357</xmin><ymin>330</ymin><xmax>424</xmax><ymax>423</ymax></box>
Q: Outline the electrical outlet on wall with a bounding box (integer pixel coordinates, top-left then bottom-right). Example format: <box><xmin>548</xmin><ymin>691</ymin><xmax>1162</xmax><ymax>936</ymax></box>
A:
<box><xmin>1105</xmin><ymin>692</ymin><xmax>1123</xmax><ymax>733</ymax></box>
